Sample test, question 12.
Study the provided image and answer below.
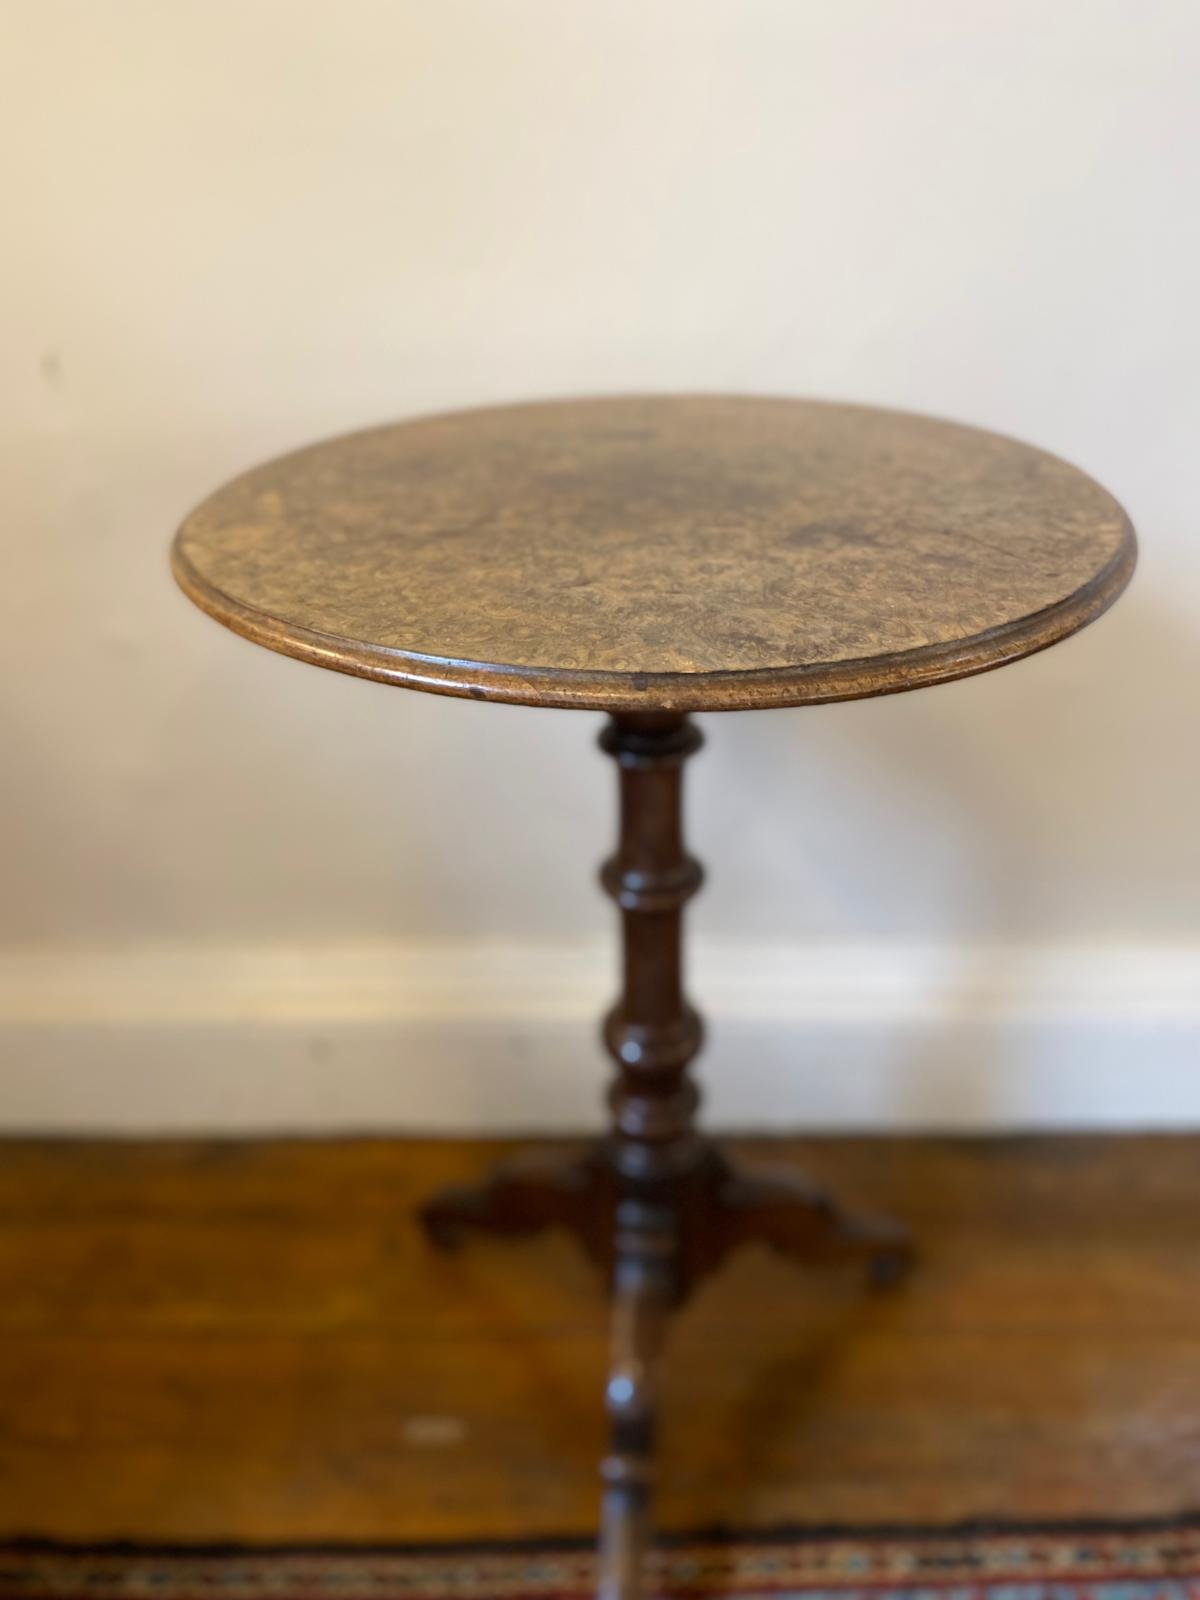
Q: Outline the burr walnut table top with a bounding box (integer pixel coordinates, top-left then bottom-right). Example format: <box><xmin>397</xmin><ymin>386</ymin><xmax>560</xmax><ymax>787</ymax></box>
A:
<box><xmin>172</xmin><ymin>395</ymin><xmax>1135</xmax><ymax>712</ymax></box>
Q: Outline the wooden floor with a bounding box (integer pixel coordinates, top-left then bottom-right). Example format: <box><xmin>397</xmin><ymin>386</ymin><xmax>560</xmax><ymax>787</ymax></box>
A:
<box><xmin>1</xmin><ymin>1135</ymin><xmax>1199</xmax><ymax>1541</ymax></box>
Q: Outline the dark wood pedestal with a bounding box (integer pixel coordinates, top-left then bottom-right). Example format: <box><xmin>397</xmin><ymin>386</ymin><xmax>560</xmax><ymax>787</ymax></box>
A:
<box><xmin>421</xmin><ymin>713</ymin><xmax>911</xmax><ymax>1598</ymax></box>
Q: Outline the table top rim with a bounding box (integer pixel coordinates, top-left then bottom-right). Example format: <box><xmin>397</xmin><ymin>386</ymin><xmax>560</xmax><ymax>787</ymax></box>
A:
<box><xmin>171</xmin><ymin>393</ymin><xmax>1137</xmax><ymax>713</ymax></box>
<box><xmin>171</xmin><ymin>526</ymin><xmax>1135</xmax><ymax>712</ymax></box>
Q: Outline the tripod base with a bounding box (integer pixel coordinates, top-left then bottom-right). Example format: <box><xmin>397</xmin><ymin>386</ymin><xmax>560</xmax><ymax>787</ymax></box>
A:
<box><xmin>420</xmin><ymin>1141</ymin><xmax>913</xmax><ymax>1299</ymax></box>
<box><xmin>421</xmin><ymin>1142</ymin><xmax>912</xmax><ymax>1598</ymax></box>
<box><xmin>419</xmin><ymin>717</ymin><xmax>913</xmax><ymax>1600</ymax></box>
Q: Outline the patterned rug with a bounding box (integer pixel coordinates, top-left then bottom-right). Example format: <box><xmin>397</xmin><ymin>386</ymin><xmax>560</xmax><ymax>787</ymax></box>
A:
<box><xmin>2</xmin><ymin>1519</ymin><xmax>1200</xmax><ymax>1600</ymax></box>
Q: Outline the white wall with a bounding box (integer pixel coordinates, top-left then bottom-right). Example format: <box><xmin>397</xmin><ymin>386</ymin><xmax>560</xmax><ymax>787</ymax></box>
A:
<box><xmin>2</xmin><ymin>0</ymin><xmax>1197</xmax><ymax>1129</ymax></box>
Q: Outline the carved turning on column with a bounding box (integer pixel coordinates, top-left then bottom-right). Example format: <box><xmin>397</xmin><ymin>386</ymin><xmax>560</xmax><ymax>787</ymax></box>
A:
<box><xmin>420</xmin><ymin>713</ymin><xmax>913</xmax><ymax>1600</ymax></box>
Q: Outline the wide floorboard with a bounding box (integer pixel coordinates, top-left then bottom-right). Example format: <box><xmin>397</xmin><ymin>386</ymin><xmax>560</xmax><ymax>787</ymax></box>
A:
<box><xmin>1</xmin><ymin>1136</ymin><xmax>1198</xmax><ymax>1540</ymax></box>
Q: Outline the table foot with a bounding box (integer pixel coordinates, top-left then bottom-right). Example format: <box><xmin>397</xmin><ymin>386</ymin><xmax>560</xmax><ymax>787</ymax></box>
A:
<box><xmin>419</xmin><ymin>1147</ymin><xmax>612</xmax><ymax>1266</ymax></box>
<box><xmin>598</xmin><ymin>1259</ymin><xmax>669</xmax><ymax>1600</ymax></box>
<box><xmin>708</xmin><ymin>1155</ymin><xmax>914</xmax><ymax>1289</ymax></box>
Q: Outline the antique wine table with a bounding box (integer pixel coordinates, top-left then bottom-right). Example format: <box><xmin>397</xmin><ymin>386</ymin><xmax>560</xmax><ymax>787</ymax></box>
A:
<box><xmin>172</xmin><ymin>396</ymin><xmax>1135</xmax><ymax>1597</ymax></box>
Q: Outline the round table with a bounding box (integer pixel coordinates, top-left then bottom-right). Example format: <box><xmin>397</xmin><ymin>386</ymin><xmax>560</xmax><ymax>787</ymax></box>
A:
<box><xmin>173</xmin><ymin>395</ymin><xmax>1135</xmax><ymax>1596</ymax></box>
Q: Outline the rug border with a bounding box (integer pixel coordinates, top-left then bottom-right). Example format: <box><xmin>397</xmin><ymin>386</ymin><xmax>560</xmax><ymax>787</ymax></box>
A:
<box><xmin>4</xmin><ymin>1509</ymin><xmax>1200</xmax><ymax>1560</ymax></box>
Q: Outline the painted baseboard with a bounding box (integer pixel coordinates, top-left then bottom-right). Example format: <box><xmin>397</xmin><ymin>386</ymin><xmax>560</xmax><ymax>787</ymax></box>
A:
<box><xmin>0</xmin><ymin>939</ymin><xmax>1197</xmax><ymax>1132</ymax></box>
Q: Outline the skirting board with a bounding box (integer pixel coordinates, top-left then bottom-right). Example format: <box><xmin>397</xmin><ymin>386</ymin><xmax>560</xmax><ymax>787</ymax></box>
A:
<box><xmin>0</xmin><ymin>940</ymin><xmax>1197</xmax><ymax>1132</ymax></box>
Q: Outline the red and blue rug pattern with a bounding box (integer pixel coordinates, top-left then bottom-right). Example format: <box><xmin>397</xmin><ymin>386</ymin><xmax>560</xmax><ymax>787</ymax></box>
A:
<box><xmin>2</xmin><ymin>1519</ymin><xmax>1200</xmax><ymax>1600</ymax></box>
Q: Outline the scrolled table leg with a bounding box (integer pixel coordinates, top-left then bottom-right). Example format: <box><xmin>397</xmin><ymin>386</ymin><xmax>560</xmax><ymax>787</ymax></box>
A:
<box><xmin>597</xmin><ymin>1238</ymin><xmax>671</xmax><ymax>1600</ymax></box>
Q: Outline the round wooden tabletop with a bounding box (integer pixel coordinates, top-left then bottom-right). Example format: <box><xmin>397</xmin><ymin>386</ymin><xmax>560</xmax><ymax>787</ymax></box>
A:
<box><xmin>172</xmin><ymin>395</ymin><xmax>1135</xmax><ymax>713</ymax></box>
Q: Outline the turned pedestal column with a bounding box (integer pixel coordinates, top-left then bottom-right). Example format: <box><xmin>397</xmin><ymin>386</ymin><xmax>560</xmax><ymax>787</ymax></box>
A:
<box><xmin>420</xmin><ymin>708</ymin><xmax>911</xmax><ymax>1596</ymax></box>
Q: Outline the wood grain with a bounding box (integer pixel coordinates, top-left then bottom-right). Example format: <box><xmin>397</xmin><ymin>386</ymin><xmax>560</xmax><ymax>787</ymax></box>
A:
<box><xmin>172</xmin><ymin>396</ymin><xmax>1135</xmax><ymax>711</ymax></box>
<box><xmin>1</xmin><ymin>1135</ymin><xmax>1198</xmax><ymax>1541</ymax></box>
